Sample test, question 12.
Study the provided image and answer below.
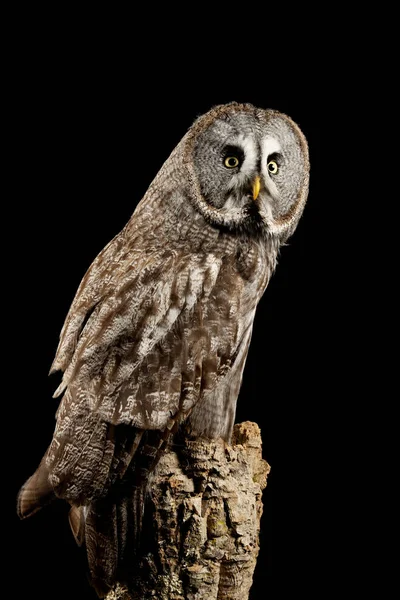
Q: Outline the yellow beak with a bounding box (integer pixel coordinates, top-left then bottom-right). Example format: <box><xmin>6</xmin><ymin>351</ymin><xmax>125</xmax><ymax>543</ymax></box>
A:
<box><xmin>252</xmin><ymin>176</ymin><xmax>261</xmax><ymax>200</ymax></box>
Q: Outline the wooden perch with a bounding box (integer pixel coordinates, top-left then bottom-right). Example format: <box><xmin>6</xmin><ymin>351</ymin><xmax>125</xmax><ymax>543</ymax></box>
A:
<box><xmin>106</xmin><ymin>421</ymin><xmax>270</xmax><ymax>600</ymax></box>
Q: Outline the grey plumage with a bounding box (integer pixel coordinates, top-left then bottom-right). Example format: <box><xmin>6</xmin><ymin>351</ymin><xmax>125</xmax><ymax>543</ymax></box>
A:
<box><xmin>17</xmin><ymin>102</ymin><xmax>309</xmax><ymax>596</ymax></box>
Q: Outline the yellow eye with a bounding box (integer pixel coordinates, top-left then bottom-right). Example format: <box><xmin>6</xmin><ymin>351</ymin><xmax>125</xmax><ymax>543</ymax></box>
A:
<box><xmin>224</xmin><ymin>156</ymin><xmax>240</xmax><ymax>168</ymax></box>
<box><xmin>267</xmin><ymin>160</ymin><xmax>279</xmax><ymax>174</ymax></box>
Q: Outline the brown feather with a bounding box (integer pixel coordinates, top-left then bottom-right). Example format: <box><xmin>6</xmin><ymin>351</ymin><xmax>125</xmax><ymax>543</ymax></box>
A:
<box><xmin>18</xmin><ymin>102</ymin><xmax>309</xmax><ymax>596</ymax></box>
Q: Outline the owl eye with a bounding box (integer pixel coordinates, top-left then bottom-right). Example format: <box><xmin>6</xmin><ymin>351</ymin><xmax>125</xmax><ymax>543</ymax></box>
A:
<box><xmin>224</xmin><ymin>156</ymin><xmax>240</xmax><ymax>168</ymax></box>
<box><xmin>267</xmin><ymin>160</ymin><xmax>279</xmax><ymax>175</ymax></box>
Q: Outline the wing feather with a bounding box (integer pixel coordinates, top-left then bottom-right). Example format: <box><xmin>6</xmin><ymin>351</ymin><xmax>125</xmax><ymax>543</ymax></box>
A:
<box><xmin>50</xmin><ymin>221</ymin><xmax>160</xmax><ymax>375</ymax></box>
<box><xmin>46</xmin><ymin>241</ymin><xmax>262</xmax><ymax>506</ymax></box>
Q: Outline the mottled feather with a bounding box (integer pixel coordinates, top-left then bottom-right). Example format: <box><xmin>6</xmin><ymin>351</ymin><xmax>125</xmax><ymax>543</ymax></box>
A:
<box><xmin>18</xmin><ymin>102</ymin><xmax>309</xmax><ymax>597</ymax></box>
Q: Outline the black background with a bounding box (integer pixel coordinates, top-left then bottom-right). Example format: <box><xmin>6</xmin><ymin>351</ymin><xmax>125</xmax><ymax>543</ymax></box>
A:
<box><xmin>6</xmin><ymin>22</ymin><xmax>323</xmax><ymax>600</ymax></box>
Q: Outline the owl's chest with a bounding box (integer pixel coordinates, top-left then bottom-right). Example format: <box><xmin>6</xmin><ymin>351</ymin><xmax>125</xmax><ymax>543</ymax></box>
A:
<box><xmin>235</xmin><ymin>238</ymin><xmax>271</xmax><ymax>285</ymax></box>
<box><xmin>193</xmin><ymin>237</ymin><xmax>273</xmax><ymax>324</ymax></box>
<box><xmin>226</xmin><ymin>236</ymin><xmax>273</xmax><ymax>299</ymax></box>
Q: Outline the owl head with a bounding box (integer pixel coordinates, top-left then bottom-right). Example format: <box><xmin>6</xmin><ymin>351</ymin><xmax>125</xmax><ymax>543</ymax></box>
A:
<box><xmin>182</xmin><ymin>102</ymin><xmax>310</xmax><ymax>240</ymax></box>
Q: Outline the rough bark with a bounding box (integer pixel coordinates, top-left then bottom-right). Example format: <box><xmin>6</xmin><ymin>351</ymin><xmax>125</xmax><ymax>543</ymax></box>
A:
<box><xmin>106</xmin><ymin>421</ymin><xmax>270</xmax><ymax>600</ymax></box>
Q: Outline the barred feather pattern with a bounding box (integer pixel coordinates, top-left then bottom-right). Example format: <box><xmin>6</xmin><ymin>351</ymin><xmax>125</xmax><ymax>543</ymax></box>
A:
<box><xmin>17</xmin><ymin>102</ymin><xmax>309</xmax><ymax>596</ymax></box>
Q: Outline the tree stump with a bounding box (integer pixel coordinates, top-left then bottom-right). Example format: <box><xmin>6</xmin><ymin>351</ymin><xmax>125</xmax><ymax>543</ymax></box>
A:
<box><xmin>105</xmin><ymin>421</ymin><xmax>270</xmax><ymax>600</ymax></box>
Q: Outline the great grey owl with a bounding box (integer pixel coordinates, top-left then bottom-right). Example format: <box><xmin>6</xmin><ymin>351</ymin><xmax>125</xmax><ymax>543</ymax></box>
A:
<box><xmin>17</xmin><ymin>102</ymin><xmax>310</xmax><ymax>596</ymax></box>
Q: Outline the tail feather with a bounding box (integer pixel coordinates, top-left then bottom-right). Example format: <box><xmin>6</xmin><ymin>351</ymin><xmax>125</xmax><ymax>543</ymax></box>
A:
<box><xmin>85</xmin><ymin>498</ymin><xmax>119</xmax><ymax>597</ymax></box>
<box><xmin>68</xmin><ymin>505</ymin><xmax>86</xmax><ymax>547</ymax></box>
<box><xmin>83</xmin><ymin>487</ymin><xmax>146</xmax><ymax>597</ymax></box>
<box><xmin>17</xmin><ymin>458</ymin><xmax>56</xmax><ymax>519</ymax></box>
<box><xmin>17</xmin><ymin>422</ymin><xmax>169</xmax><ymax>596</ymax></box>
